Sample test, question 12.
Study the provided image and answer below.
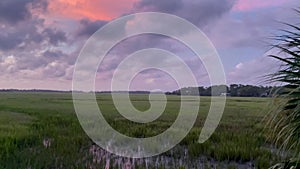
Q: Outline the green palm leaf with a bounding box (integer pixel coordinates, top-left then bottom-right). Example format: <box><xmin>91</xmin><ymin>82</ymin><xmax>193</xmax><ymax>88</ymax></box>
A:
<box><xmin>267</xmin><ymin>8</ymin><xmax>300</xmax><ymax>168</ymax></box>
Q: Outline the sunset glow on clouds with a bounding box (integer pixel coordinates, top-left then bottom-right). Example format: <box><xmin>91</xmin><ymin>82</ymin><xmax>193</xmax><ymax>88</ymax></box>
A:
<box><xmin>47</xmin><ymin>0</ymin><xmax>138</xmax><ymax>20</ymax></box>
<box><xmin>0</xmin><ymin>0</ymin><xmax>298</xmax><ymax>90</ymax></box>
<box><xmin>233</xmin><ymin>0</ymin><xmax>288</xmax><ymax>11</ymax></box>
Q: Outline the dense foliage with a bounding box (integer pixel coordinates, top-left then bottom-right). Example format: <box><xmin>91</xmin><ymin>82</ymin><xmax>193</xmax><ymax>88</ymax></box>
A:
<box><xmin>267</xmin><ymin>9</ymin><xmax>300</xmax><ymax>168</ymax></box>
<box><xmin>167</xmin><ymin>84</ymin><xmax>278</xmax><ymax>97</ymax></box>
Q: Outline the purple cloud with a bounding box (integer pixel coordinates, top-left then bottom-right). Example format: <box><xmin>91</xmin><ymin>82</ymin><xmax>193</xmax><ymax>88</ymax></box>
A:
<box><xmin>0</xmin><ymin>0</ymin><xmax>298</xmax><ymax>90</ymax></box>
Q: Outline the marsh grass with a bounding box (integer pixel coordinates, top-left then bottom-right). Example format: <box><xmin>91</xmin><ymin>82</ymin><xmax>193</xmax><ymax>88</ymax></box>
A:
<box><xmin>0</xmin><ymin>92</ymin><xmax>290</xmax><ymax>168</ymax></box>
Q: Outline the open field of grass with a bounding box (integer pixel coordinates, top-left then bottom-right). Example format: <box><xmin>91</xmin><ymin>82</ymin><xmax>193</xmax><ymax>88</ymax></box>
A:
<box><xmin>0</xmin><ymin>92</ymin><xmax>289</xmax><ymax>169</ymax></box>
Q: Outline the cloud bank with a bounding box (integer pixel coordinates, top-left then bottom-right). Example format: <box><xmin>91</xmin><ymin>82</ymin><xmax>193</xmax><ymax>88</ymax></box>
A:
<box><xmin>0</xmin><ymin>0</ymin><xmax>297</xmax><ymax>90</ymax></box>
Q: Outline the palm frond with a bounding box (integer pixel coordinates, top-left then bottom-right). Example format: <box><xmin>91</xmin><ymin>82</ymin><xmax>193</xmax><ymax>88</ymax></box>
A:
<box><xmin>267</xmin><ymin>10</ymin><xmax>300</xmax><ymax>167</ymax></box>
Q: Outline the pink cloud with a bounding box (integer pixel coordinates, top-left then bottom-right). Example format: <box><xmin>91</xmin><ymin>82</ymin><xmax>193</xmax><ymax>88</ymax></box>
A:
<box><xmin>233</xmin><ymin>0</ymin><xmax>288</xmax><ymax>11</ymax></box>
<box><xmin>47</xmin><ymin>0</ymin><xmax>138</xmax><ymax>21</ymax></box>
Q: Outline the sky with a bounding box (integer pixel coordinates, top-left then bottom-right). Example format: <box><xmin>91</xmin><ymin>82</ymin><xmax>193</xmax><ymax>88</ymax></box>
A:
<box><xmin>0</xmin><ymin>0</ymin><xmax>299</xmax><ymax>91</ymax></box>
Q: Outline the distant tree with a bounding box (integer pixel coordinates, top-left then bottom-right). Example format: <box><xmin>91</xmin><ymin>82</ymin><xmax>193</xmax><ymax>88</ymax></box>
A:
<box><xmin>167</xmin><ymin>84</ymin><xmax>275</xmax><ymax>97</ymax></box>
<box><xmin>198</xmin><ymin>86</ymin><xmax>206</xmax><ymax>95</ymax></box>
<box><xmin>210</xmin><ymin>85</ymin><xmax>229</xmax><ymax>96</ymax></box>
<box><xmin>229</xmin><ymin>84</ymin><xmax>239</xmax><ymax>96</ymax></box>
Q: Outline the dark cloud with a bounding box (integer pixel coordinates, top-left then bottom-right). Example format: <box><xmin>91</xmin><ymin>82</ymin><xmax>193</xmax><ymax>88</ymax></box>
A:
<box><xmin>99</xmin><ymin>34</ymin><xmax>173</xmax><ymax>70</ymax></box>
<box><xmin>0</xmin><ymin>19</ymin><xmax>68</xmax><ymax>80</ymax></box>
<box><xmin>75</xmin><ymin>17</ymin><xmax>129</xmax><ymax>42</ymax></box>
<box><xmin>0</xmin><ymin>0</ymin><xmax>48</xmax><ymax>24</ymax></box>
<box><xmin>0</xmin><ymin>0</ymin><xmax>243</xmax><ymax>83</ymax></box>
<box><xmin>17</xmin><ymin>54</ymin><xmax>48</xmax><ymax>70</ymax></box>
<box><xmin>43</xmin><ymin>50</ymin><xmax>65</xmax><ymax>58</ymax></box>
<box><xmin>15</xmin><ymin>47</ymin><xmax>71</xmax><ymax>72</ymax></box>
<box><xmin>97</xmin><ymin>34</ymin><xmax>198</xmax><ymax>76</ymax></box>
<box><xmin>0</xmin><ymin>19</ymin><xmax>43</xmax><ymax>51</ymax></box>
<box><xmin>0</xmin><ymin>0</ymin><xmax>57</xmax><ymax>51</ymax></box>
<box><xmin>0</xmin><ymin>19</ymin><xmax>67</xmax><ymax>51</ymax></box>
<box><xmin>77</xmin><ymin>19</ymin><xmax>108</xmax><ymax>37</ymax></box>
<box><xmin>43</xmin><ymin>28</ymin><xmax>67</xmax><ymax>45</ymax></box>
<box><xmin>134</xmin><ymin>0</ymin><xmax>183</xmax><ymax>13</ymax></box>
<box><xmin>0</xmin><ymin>33</ymin><xmax>23</xmax><ymax>51</ymax></box>
<box><xmin>133</xmin><ymin>0</ymin><xmax>235</xmax><ymax>26</ymax></box>
<box><xmin>0</xmin><ymin>0</ymin><xmax>32</xmax><ymax>23</ymax></box>
<box><xmin>178</xmin><ymin>0</ymin><xmax>235</xmax><ymax>26</ymax></box>
<box><xmin>0</xmin><ymin>0</ymin><xmax>296</xmax><ymax>88</ymax></box>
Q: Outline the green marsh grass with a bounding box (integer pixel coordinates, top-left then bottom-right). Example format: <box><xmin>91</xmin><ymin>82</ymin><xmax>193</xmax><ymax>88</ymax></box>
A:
<box><xmin>0</xmin><ymin>92</ymin><xmax>290</xmax><ymax>168</ymax></box>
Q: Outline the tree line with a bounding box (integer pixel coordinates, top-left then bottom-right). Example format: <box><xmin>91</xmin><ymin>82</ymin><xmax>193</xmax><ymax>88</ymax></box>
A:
<box><xmin>166</xmin><ymin>84</ymin><xmax>284</xmax><ymax>97</ymax></box>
